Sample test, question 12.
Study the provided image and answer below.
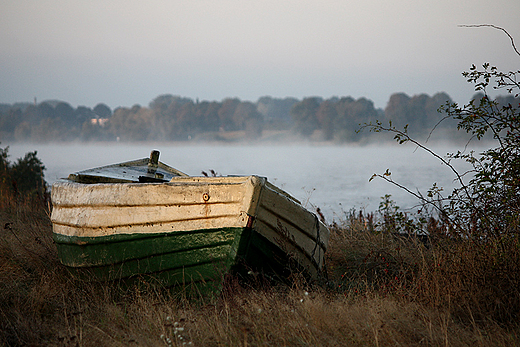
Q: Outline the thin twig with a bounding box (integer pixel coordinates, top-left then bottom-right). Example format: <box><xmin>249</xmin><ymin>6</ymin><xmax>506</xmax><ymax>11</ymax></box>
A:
<box><xmin>459</xmin><ymin>24</ymin><xmax>520</xmax><ymax>58</ymax></box>
<box><xmin>373</xmin><ymin>173</ymin><xmax>460</xmax><ymax>230</ymax></box>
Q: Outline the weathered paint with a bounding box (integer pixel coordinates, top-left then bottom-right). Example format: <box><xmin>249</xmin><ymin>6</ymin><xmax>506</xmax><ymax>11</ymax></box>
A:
<box><xmin>56</xmin><ymin>231</ymin><xmax>243</xmax><ymax>281</ymax></box>
<box><xmin>51</xmin><ymin>170</ymin><xmax>329</xmax><ymax>287</ymax></box>
<box><xmin>53</xmin><ymin>227</ymin><xmax>242</xmax><ymax>267</ymax></box>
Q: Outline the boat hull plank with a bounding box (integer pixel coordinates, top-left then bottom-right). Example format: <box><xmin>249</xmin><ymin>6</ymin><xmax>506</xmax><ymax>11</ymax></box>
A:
<box><xmin>86</xmin><ymin>243</ymin><xmax>233</xmax><ymax>280</ymax></box>
<box><xmin>54</xmin><ymin>227</ymin><xmax>241</xmax><ymax>267</ymax></box>
<box><xmin>52</xmin><ymin>204</ymin><xmax>244</xmax><ymax>232</ymax></box>
<box><xmin>253</xmin><ymin>182</ymin><xmax>329</xmax><ymax>276</ymax></box>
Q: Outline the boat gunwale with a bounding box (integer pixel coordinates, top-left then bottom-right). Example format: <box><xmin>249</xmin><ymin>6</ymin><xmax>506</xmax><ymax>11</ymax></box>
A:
<box><xmin>51</xmin><ymin>176</ymin><xmax>261</xmax><ymax>203</ymax></box>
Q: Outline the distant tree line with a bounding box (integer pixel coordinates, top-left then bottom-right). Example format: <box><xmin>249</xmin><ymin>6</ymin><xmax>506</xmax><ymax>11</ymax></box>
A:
<box><xmin>0</xmin><ymin>100</ymin><xmax>112</xmax><ymax>142</ymax></box>
<box><xmin>0</xmin><ymin>92</ymin><xmax>517</xmax><ymax>143</ymax></box>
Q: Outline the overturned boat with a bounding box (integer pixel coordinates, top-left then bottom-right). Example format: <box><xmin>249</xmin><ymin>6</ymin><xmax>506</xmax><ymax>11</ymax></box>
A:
<box><xmin>51</xmin><ymin>151</ymin><xmax>329</xmax><ymax>291</ymax></box>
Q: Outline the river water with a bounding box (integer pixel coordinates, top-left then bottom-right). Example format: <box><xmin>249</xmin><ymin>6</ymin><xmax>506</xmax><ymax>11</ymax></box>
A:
<box><xmin>5</xmin><ymin>142</ymin><xmax>484</xmax><ymax>222</ymax></box>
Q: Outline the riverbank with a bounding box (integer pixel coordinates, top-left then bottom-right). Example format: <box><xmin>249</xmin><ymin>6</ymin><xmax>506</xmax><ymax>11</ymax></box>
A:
<box><xmin>1</xmin><ymin>194</ymin><xmax>519</xmax><ymax>346</ymax></box>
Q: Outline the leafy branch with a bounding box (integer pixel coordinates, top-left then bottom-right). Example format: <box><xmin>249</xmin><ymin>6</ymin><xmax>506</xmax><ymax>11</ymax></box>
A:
<box><xmin>362</xmin><ymin>25</ymin><xmax>520</xmax><ymax>241</ymax></box>
<box><xmin>362</xmin><ymin>121</ymin><xmax>467</xmax><ymax>230</ymax></box>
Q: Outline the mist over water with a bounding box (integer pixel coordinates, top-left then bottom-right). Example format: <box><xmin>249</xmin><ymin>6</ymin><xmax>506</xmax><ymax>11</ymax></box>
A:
<box><xmin>7</xmin><ymin>142</ymin><xmax>482</xmax><ymax>222</ymax></box>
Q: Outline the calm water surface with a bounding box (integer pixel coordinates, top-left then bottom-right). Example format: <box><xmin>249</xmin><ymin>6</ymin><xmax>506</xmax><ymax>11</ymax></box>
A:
<box><xmin>6</xmin><ymin>142</ymin><xmax>482</xmax><ymax>222</ymax></box>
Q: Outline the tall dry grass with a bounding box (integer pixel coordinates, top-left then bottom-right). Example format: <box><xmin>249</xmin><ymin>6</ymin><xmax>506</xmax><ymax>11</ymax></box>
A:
<box><xmin>328</xmin><ymin>211</ymin><xmax>520</xmax><ymax>323</ymax></box>
<box><xmin>1</xmin><ymin>194</ymin><xmax>519</xmax><ymax>346</ymax></box>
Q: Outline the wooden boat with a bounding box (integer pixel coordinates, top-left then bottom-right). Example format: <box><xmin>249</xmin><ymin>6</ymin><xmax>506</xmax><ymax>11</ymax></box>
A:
<box><xmin>51</xmin><ymin>151</ymin><xmax>329</xmax><ymax>292</ymax></box>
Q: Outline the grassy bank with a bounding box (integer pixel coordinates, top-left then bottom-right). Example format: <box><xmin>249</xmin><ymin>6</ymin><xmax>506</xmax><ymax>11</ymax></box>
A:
<box><xmin>1</xmin><ymin>194</ymin><xmax>519</xmax><ymax>346</ymax></box>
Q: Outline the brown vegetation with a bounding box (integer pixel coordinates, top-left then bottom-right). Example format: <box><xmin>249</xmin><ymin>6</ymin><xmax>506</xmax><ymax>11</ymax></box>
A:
<box><xmin>1</xmin><ymin>194</ymin><xmax>519</xmax><ymax>346</ymax></box>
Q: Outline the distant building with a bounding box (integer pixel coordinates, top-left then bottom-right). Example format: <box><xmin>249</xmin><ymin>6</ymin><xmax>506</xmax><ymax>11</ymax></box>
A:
<box><xmin>90</xmin><ymin>118</ymin><xmax>108</xmax><ymax>126</ymax></box>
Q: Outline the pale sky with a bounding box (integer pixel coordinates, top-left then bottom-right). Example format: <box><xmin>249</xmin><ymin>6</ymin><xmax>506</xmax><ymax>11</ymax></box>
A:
<box><xmin>1</xmin><ymin>0</ymin><xmax>519</xmax><ymax>110</ymax></box>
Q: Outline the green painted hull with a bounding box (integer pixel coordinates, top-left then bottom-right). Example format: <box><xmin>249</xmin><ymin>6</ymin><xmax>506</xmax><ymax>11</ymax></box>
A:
<box><xmin>53</xmin><ymin>225</ymin><xmax>298</xmax><ymax>291</ymax></box>
<box><xmin>54</xmin><ymin>227</ymin><xmax>247</xmax><ymax>285</ymax></box>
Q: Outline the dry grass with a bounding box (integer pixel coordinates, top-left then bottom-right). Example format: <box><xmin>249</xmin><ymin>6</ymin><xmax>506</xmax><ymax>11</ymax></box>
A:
<box><xmin>1</xmin><ymin>194</ymin><xmax>519</xmax><ymax>346</ymax></box>
<box><xmin>328</xmin><ymin>211</ymin><xmax>520</xmax><ymax>321</ymax></box>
